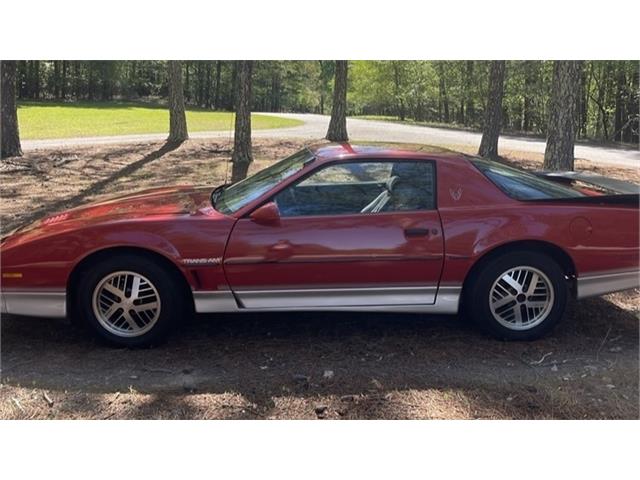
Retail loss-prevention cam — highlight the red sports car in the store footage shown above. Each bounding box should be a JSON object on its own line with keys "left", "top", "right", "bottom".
{"left": 1, "top": 143, "right": 638, "bottom": 346}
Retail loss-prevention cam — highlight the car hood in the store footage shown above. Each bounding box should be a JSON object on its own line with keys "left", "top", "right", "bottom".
{"left": 5, "top": 185, "right": 226, "bottom": 245}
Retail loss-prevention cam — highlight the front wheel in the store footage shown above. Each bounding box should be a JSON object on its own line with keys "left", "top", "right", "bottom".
{"left": 74, "top": 254, "right": 186, "bottom": 347}
{"left": 465, "top": 251, "right": 568, "bottom": 340}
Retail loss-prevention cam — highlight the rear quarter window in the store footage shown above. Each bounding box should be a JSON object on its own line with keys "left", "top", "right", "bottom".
{"left": 471, "top": 158, "right": 584, "bottom": 200}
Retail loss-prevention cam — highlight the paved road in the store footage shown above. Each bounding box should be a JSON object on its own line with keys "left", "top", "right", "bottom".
{"left": 22, "top": 113, "right": 639, "bottom": 168}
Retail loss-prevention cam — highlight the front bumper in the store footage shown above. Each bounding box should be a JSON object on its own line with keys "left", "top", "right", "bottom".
{"left": 576, "top": 269, "right": 640, "bottom": 299}
{"left": 0, "top": 290, "right": 67, "bottom": 317}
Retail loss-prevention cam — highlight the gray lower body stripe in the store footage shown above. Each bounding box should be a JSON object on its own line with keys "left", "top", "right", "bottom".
{"left": 0, "top": 286, "right": 464, "bottom": 317}
{"left": 193, "top": 290, "right": 239, "bottom": 313}
{"left": 1, "top": 291, "right": 67, "bottom": 318}
{"left": 193, "top": 286, "right": 461, "bottom": 314}
{"left": 576, "top": 269, "right": 639, "bottom": 299}
{"left": 236, "top": 285, "right": 438, "bottom": 309}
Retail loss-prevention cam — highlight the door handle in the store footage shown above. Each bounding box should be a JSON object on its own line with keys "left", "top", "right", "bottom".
{"left": 404, "top": 227, "right": 431, "bottom": 237}
{"left": 265, "top": 241, "right": 294, "bottom": 261}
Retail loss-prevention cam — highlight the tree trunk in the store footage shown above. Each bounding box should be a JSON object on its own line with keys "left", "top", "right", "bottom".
{"left": 230, "top": 62, "right": 239, "bottom": 110}
{"left": 87, "top": 62, "right": 96, "bottom": 100}
{"left": 205, "top": 61, "right": 213, "bottom": 108}
{"left": 318, "top": 60, "right": 334, "bottom": 115}
{"left": 522, "top": 60, "right": 534, "bottom": 131}
{"left": 231, "top": 60, "right": 253, "bottom": 182}
{"left": 214, "top": 61, "right": 222, "bottom": 109}
{"left": 184, "top": 61, "right": 191, "bottom": 103}
{"left": 100, "top": 62, "right": 113, "bottom": 100}
{"left": 16, "top": 61, "right": 27, "bottom": 99}
{"left": 594, "top": 62, "right": 610, "bottom": 141}
{"left": 61, "top": 60, "right": 67, "bottom": 99}
{"left": 73, "top": 62, "right": 81, "bottom": 99}
{"left": 1, "top": 61, "right": 23, "bottom": 158}
{"left": 465, "top": 60, "right": 474, "bottom": 125}
{"left": 23, "top": 61, "right": 31, "bottom": 98}
{"left": 478, "top": 61, "right": 506, "bottom": 159}
{"left": 53, "top": 60, "right": 61, "bottom": 99}
{"left": 392, "top": 62, "right": 405, "bottom": 121}
{"left": 626, "top": 66, "right": 639, "bottom": 144}
{"left": 613, "top": 64, "right": 625, "bottom": 142}
{"left": 579, "top": 62, "right": 591, "bottom": 138}
{"left": 196, "top": 62, "right": 204, "bottom": 106}
{"left": 326, "top": 60, "right": 348, "bottom": 142}
{"left": 543, "top": 61, "right": 583, "bottom": 171}
{"left": 270, "top": 62, "right": 281, "bottom": 112}
{"left": 32, "top": 60, "right": 41, "bottom": 99}
{"left": 167, "top": 60, "right": 188, "bottom": 144}
{"left": 437, "top": 62, "right": 450, "bottom": 123}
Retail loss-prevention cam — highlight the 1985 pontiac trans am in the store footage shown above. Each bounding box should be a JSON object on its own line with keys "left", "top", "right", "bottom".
{"left": 1, "top": 143, "right": 638, "bottom": 346}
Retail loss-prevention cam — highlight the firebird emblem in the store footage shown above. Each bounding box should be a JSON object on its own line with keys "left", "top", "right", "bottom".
{"left": 449, "top": 186, "right": 463, "bottom": 201}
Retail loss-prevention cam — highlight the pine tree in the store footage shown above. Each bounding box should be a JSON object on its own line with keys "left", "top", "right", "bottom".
{"left": 543, "top": 61, "right": 584, "bottom": 171}
{"left": 326, "top": 60, "right": 348, "bottom": 142}
{"left": 167, "top": 60, "right": 188, "bottom": 144}
{"left": 231, "top": 60, "right": 254, "bottom": 182}
{"left": 1, "top": 61, "right": 23, "bottom": 159}
{"left": 478, "top": 61, "right": 506, "bottom": 159}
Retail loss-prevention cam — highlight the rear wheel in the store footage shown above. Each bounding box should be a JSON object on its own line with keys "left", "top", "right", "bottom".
{"left": 465, "top": 251, "right": 568, "bottom": 340}
{"left": 75, "top": 254, "right": 186, "bottom": 347}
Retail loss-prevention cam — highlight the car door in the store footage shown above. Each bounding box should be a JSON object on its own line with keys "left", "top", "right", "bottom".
{"left": 223, "top": 159, "right": 444, "bottom": 309}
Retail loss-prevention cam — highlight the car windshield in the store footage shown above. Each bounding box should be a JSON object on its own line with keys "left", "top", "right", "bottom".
{"left": 471, "top": 158, "right": 585, "bottom": 200}
{"left": 212, "top": 148, "right": 314, "bottom": 214}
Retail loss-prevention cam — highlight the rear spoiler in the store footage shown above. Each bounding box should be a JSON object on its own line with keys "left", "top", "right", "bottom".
{"left": 532, "top": 170, "right": 639, "bottom": 207}
{"left": 534, "top": 170, "right": 640, "bottom": 194}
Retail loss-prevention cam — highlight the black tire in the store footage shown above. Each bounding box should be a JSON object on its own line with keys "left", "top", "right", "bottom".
{"left": 464, "top": 251, "right": 568, "bottom": 341}
{"left": 74, "top": 253, "right": 187, "bottom": 347}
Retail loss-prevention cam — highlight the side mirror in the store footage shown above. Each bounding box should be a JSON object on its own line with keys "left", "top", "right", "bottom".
{"left": 249, "top": 202, "right": 281, "bottom": 226}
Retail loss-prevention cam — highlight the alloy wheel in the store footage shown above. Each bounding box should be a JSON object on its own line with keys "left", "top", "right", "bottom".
{"left": 92, "top": 271, "right": 161, "bottom": 337}
{"left": 489, "top": 266, "right": 554, "bottom": 331}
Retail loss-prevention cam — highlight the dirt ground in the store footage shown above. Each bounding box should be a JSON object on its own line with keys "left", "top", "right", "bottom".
{"left": 0, "top": 138, "right": 638, "bottom": 419}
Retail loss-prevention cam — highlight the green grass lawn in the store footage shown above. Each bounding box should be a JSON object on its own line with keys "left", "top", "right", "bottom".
{"left": 17, "top": 101, "right": 303, "bottom": 140}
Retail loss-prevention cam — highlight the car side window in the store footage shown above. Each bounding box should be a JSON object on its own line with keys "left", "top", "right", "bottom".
{"left": 274, "top": 161, "right": 435, "bottom": 217}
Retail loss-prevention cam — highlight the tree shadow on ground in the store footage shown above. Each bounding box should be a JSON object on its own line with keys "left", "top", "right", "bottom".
{"left": 2, "top": 294, "right": 638, "bottom": 419}
{"left": 12, "top": 141, "right": 183, "bottom": 228}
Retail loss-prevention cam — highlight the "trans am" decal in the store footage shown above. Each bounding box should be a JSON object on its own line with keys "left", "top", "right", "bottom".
{"left": 181, "top": 257, "right": 222, "bottom": 266}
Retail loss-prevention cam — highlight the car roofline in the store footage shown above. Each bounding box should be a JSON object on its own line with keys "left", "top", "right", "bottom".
{"left": 305, "top": 142, "right": 465, "bottom": 163}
